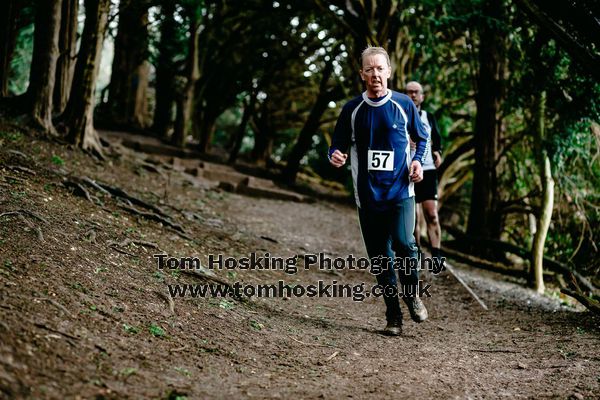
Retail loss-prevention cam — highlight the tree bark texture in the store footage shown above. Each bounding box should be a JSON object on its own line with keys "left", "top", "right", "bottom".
{"left": 228, "top": 93, "right": 256, "bottom": 164}
{"left": 153, "top": 0, "right": 177, "bottom": 139}
{"left": 172, "top": 4, "right": 201, "bottom": 147}
{"left": 281, "top": 60, "right": 338, "bottom": 182}
{"left": 27, "top": 0, "right": 62, "bottom": 132}
{"left": 467, "top": 0, "right": 506, "bottom": 241}
{"left": 250, "top": 100, "right": 274, "bottom": 166}
{"left": 108, "top": 0, "right": 149, "bottom": 129}
{"left": 53, "top": 0, "right": 78, "bottom": 113}
{"left": 62, "top": 0, "right": 109, "bottom": 156}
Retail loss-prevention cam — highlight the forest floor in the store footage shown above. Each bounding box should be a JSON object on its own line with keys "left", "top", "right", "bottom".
{"left": 1, "top": 125, "right": 599, "bottom": 400}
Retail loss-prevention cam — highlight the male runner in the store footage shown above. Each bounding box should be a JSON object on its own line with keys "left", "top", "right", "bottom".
{"left": 406, "top": 81, "right": 443, "bottom": 262}
{"left": 328, "top": 47, "right": 429, "bottom": 336}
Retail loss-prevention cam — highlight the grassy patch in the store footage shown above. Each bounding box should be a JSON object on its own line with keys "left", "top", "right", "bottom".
{"left": 71, "top": 282, "right": 88, "bottom": 294}
{"left": 219, "top": 300, "right": 234, "bottom": 310}
{"left": 149, "top": 324, "right": 165, "bottom": 338}
{"left": 0, "top": 130, "right": 23, "bottom": 142}
{"left": 153, "top": 271, "right": 165, "bottom": 282}
{"left": 51, "top": 155, "right": 65, "bottom": 166}
{"left": 123, "top": 324, "right": 139, "bottom": 334}
{"left": 249, "top": 320, "right": 264, "bottom": 331}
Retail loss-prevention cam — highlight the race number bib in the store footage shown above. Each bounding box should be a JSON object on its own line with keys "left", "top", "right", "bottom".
{"left": 368, "top": 150, "right": 394, "bottom": 171}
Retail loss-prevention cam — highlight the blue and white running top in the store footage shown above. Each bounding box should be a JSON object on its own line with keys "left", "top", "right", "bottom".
{"left": 328, "top": 89, "right": 429, "bottom": 210}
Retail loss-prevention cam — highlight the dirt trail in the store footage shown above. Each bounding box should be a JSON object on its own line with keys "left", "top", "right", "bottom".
{"left": 0, "top": 132, "right": 599, "bottom": 399}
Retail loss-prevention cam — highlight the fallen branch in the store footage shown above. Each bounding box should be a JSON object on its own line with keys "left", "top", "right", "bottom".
{"left": 444, "top": 261, "right": 488, "bottom": 310}
{"left": 261, "top": 235, "right": 279, "bottom": 243}
{"left": 561, "top": 288, "right": 600, "bottom": 314}
{"left": 441, "top": 245, "right": 525, "bottom": 278}
{"left": 443, "top": 225, "right": 598, "bottom": 294}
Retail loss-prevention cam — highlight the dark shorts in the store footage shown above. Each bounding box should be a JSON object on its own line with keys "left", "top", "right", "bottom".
{"left": 415, "top": 169, "right": 438, "bottom": 203}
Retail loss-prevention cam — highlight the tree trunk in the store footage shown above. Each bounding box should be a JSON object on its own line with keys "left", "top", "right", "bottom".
{"left": 228, "top": 93, "right": 256, "bottom": 164}
{"left": 107, "top": 0, "right": 149, "bottom": 130}
{"left": 197, "top": 112, "right": 216, "bottom": 154}
{"left": 27, "top": 0, "right": 62, "bottom": 132}
{"left": 467, "top": 0, "right": 506, "bottom": 241}
{"left": 530, "top": 91, "right": 553, "bottom": 294}
{"left": 250, "top": 100, "right": 273, "bottom": 166}
{"left": 0, "top": 0, "right": 24, "bottom": 97}
{"left": 281, "top": 61, "right": 337, "bottom": 183}
{"left": 153, "top": 0, "right": 177, "bottom": 138}
{"left": 171, "top": 4, "right": 201, "bottom": 147}
{"left": 53, "top": 0, "right": 77, "bottom": 113}
{"left": 61, "top": 0, "right": 109, "bottom": 156}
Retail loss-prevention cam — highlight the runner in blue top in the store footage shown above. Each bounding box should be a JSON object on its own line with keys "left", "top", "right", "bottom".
{"left": 329, "top": 46, "right": 429, "bottom": 336}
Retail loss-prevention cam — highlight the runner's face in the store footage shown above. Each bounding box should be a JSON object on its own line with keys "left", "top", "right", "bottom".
{"left": 360, "top": 54, "right": 391, "bottom": 97}
{"left": 406, "top": 83, "right": 424, "bottom": 107}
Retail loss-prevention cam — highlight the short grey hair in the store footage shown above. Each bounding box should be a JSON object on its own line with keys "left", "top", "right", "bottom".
{"left": 360, "top": 46, "right": 391, "bottom": 68}
{"left": 406, "top": 81, "right": 424, "bottom": 93}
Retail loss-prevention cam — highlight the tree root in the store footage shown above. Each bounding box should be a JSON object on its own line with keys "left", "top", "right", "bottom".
{"left": 6, "top": 150, "right": 29, "bottom": 159}
{"left": 6, "top": 165, "right": 36, "bottom": 175}
{"left": 118, "top": 204, "right": 187, "bottom": 235}
{"left": 84, "top": 229, "right": 97, "bottom": 244}
{"left": 35, "top": 297, "right": 74, "bottom": 318}
{"left": 95, "top": 180, "right": 171, "bottom": 218}
{"left": 64, "top": 180, "right": 94, "bottom": 203}
{"left": 179, "top": 269, "right": 246, "bottom": 302}
{"left": 3, "top": 175, "right": 26, "bottom": 183}
{"left": 33, "top": 321, "right": 79, "bottom": 344}
{"left": 11, "top": 209, "right": 48, "bottom": 223}
{"left": 155, "top": 290, "right": 175, "bottom": 314}
{"left": 0, "top": 210, "right": 47, "bottom": 241}
{"left": 81, "top": 176, "right": 111, "bottom": 195}
{"left": 63, "top": 176, "right": 189, "bottom": 239}
{"left": 108, "top": 238, "right": 161, "bottom": 257}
